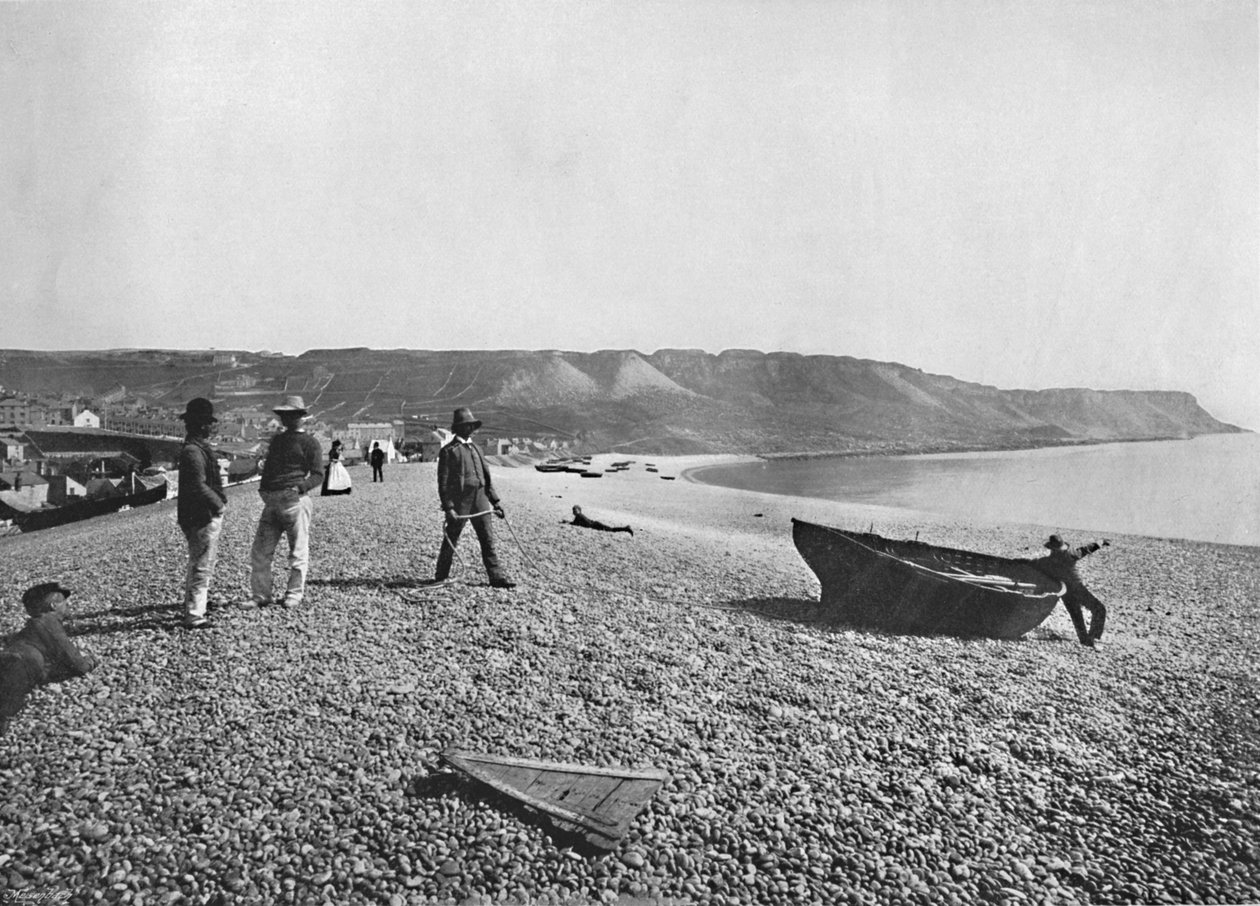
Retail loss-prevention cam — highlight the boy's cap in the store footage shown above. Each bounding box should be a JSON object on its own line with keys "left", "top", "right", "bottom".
{"left": 22, "top": 582, "right": 72, "bottom": 611}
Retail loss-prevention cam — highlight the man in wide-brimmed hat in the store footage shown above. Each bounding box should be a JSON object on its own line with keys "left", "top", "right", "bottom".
{"left": 1034, "top": 533, "right": 1111, "bottom": 646}
{"left": 247, "top": 396, "right": 324, "bottom": 608}
{"left": 177, "top": 397, "right": 227, "bottom": 628}
{"left": 432, "top": 407, "right": 515, "bottom": 588}
{"left": 1, "top": 582, "right": 97, "bottom": 736}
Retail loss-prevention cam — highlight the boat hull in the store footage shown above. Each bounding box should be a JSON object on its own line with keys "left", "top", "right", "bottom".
{"left": 791, "top": 518, "right": 1062, "bottom": 640}
{"left": 15, "top": 480, "right": 168, "bottom": 532}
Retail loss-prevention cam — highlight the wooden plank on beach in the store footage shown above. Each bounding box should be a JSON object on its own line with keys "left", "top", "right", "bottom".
{"left": 441, "top": 749, "right": 670, "bottom": 849}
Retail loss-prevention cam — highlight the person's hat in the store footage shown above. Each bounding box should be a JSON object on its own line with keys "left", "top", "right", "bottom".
{"left": 273, "top": 396, "right": 309, "bottom": 415}
{"left": 1044, "top": 534, "right": 1066, "bottom": 549}
{"left": 178, "top": 398, "right": 217, "bottom": 423}
{"left": 21, "top": 582, "right": 72, "bottom": 614}
{"left": 450, "top": 407, "right": 482, "bottom": 431}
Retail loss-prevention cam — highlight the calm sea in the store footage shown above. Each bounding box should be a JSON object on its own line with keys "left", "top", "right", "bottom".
{"left": 689, "top": 433, "right": 1260, "bottom": 548}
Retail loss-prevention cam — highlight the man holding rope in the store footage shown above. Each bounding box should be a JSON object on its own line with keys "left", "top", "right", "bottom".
{"left": 431, "top": 408, "right": 516, "bottom": 589}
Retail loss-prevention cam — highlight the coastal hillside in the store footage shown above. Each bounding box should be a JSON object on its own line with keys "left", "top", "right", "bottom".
{"left": 0, "top": 348, "right": 1242, "bottom": 454}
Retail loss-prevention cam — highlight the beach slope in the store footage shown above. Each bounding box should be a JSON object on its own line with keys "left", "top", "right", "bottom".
{"left": 1, "top": 455, "right": 1256, "bottom": 904}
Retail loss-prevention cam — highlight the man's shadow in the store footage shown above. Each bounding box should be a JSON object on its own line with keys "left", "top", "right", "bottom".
{"left": 41, "top": 602, "right": 186, "bottom": 638}
{"left": 67, "top": 613, "right": 184, "bottom": 637}
{"left": 306, "top": 577, "right": 452, "bottom": 590}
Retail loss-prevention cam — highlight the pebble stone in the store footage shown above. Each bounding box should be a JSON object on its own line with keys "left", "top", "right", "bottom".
{"left": 0, "top": 456, "right": 1257, "bottom": 905}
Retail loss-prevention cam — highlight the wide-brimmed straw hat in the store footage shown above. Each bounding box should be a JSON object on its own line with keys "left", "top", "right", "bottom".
{"left": 1044, "top": 534, "right": 1066, "bottom": 549}
{"left": 22, "top": 581, "right": 72, "bottom": 615}
{"left": 178, "top": 397, "right": 217, "bottom": 423}
{"left": 273, "top": 396, "right": 309, "bottom": 415}
{"left": 450, "top": 407, "right": 482, "bottom": 431}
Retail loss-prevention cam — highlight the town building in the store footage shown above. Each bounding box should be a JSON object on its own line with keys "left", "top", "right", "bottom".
{"left": 103, "top": 414, "right": 185, "bottom": 439}
{"left": 345, "top": 421, "right": 404, "bottom": 449}
{"left": 0, "top": 469, "right": 49, "bottom": 507}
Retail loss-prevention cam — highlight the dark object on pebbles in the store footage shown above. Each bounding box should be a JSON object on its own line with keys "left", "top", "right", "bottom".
{"left": 791, "top": 518, "right": 1064, "bottom": 639}
{"left": 441, "top": 749, "right": 670, "bottom": 851}
{"left": 8, "top": 476, "right": 168, "bottom": 532}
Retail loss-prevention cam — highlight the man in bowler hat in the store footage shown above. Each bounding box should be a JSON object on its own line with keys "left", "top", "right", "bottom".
{"left": 1034, "top": 533, "right": 1110, "bottom": 646}
{"left": 248, "top": 396, "right": 324, "bottom": 608}
{"left": 177, "top": 398, "right": 227, "bottom": 628}
{"left": 433, "top": 408, "right": 515, "bottom": 588}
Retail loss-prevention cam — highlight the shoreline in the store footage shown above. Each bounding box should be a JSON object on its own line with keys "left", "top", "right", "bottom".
{"left": 674, "top": 437, "right": 1260, "bottom": 552}
{"left": 748, "top": 427, "right": 1252, "bottom": 462}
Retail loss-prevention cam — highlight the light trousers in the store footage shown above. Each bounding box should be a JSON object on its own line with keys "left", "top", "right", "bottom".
{"left": 182, "top": 515, "right": 224, "bottom": 618}
{"left": 250, "top": 490, "right": 312, "bottom": 604}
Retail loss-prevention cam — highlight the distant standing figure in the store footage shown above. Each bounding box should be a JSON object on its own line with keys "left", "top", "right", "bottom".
{"left": 322, "top": 440, "right": 352, "bottom": 497}
{"left": 567, "top": 505, "right": 633, "bottom": 536}
{"left": 0, "top": 583, "right": 98, "bottom": 736}
{"left": 248, "top": 396, "right": 324, "bottom": 608}
{"left": 1032, "top": 534, "right": 1110, "bottom": 646}
{"left": 177, "top": 397, "right": 227, "bottom": 629}
{"left": 370, "top": 442, "right": 386, "bottom": 482}
{"left": 433, "top": 408, "right": 515, "bottom": 588}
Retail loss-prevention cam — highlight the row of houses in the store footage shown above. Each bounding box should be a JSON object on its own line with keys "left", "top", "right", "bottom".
{"left": 0, "top": 395, "right": 101, "bottom": 430}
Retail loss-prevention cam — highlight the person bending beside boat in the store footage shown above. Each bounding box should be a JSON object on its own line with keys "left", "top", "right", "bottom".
{"left": 1033, "top": 534, "right": 1109, "bottom": 647}
{"left": 431, "top": 408, "right": 515, "bottom": 589}
{"left": 566, "top": 505, "right": 633, "bottom": 536}
{"left": 177, "top": 398, "right": 228, "bottom": 629}
{"left": 0, "top": 583, "right": 98, "bottom": 736}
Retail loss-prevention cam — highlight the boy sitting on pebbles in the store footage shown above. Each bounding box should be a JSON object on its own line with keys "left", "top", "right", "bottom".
{"left": 0, "top": 583, "right": 98, "bottom": 736}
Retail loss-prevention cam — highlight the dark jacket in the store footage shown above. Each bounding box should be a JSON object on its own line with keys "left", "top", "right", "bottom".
{"left": 1035, "top": 542, "right": 1102, "bottom": 586}
{"left": 177, "top": 437, "right": 226, "bottom": 529}
{"left": 0, "top": 612, "right": 97, "bottom": 719}
{"left": 260, "top": 431, "right": 324, "bottom": 494}
{"left": 370, "top": 447, "right": 385, "bottom": 466}
{"left": 437, "top": 438, "right": 499, "bottom": 517}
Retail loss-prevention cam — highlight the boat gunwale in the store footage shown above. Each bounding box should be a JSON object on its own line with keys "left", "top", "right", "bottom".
{"left": 791, "top": 517, "right": 1064, "bottom": 601}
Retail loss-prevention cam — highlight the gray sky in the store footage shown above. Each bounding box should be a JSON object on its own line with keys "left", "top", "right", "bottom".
{"left": 3, "top": 1, "right": 1257, "bottom": 428}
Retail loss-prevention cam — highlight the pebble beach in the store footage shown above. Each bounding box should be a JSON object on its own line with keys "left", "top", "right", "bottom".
{"left": 1, "top": 454, "right": 1257, "bottom": 906}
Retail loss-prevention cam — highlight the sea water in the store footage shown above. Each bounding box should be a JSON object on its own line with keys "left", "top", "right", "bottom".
{"left": 688, "top": 433, "right": 1260, "bottom": 548}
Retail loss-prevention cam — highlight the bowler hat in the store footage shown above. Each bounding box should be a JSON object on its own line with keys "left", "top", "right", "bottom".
{"left": 273, "top": 396, "right": 309, "bottom": 415}
{"left": 178, "top": 397, "right": 216, "bottom": 423}
{"left": 22, "top": 581, "right": 72, "bottom": 615}
{"left": 1044, "top": 534, "right": 1066, "bottom": 549}
{"left": 450, "top": 407, "right": 482, "bottom": 431}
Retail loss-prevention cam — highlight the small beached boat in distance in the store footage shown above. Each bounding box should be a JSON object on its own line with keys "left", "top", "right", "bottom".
{"left": 791, "top": 518, "right": 1064, "bottom": 640}
{"left": 441, "top": 749, "right": 670, "bottom": 851}
{"left": 8, "top": 476, "right": 169, "bottom": 533}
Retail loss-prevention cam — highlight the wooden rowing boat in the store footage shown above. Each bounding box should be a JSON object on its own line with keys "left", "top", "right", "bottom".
{"left": 441, "top": 749, "right": 670, "bottom": 850}
{"left": 791, "top": 518, "right": 1063, "bottom": 640}
{"left": 9, "top": 477, "right": 168, "bottom": 533}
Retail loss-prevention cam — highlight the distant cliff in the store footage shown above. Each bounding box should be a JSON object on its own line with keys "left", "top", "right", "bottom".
{"left": 0, "top": 347, "right": 1243, "bottom": 455}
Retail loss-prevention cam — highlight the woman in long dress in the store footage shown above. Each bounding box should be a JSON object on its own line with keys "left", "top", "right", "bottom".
{"left": 321, "top": 440, "right": 353, "bottom": 496}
